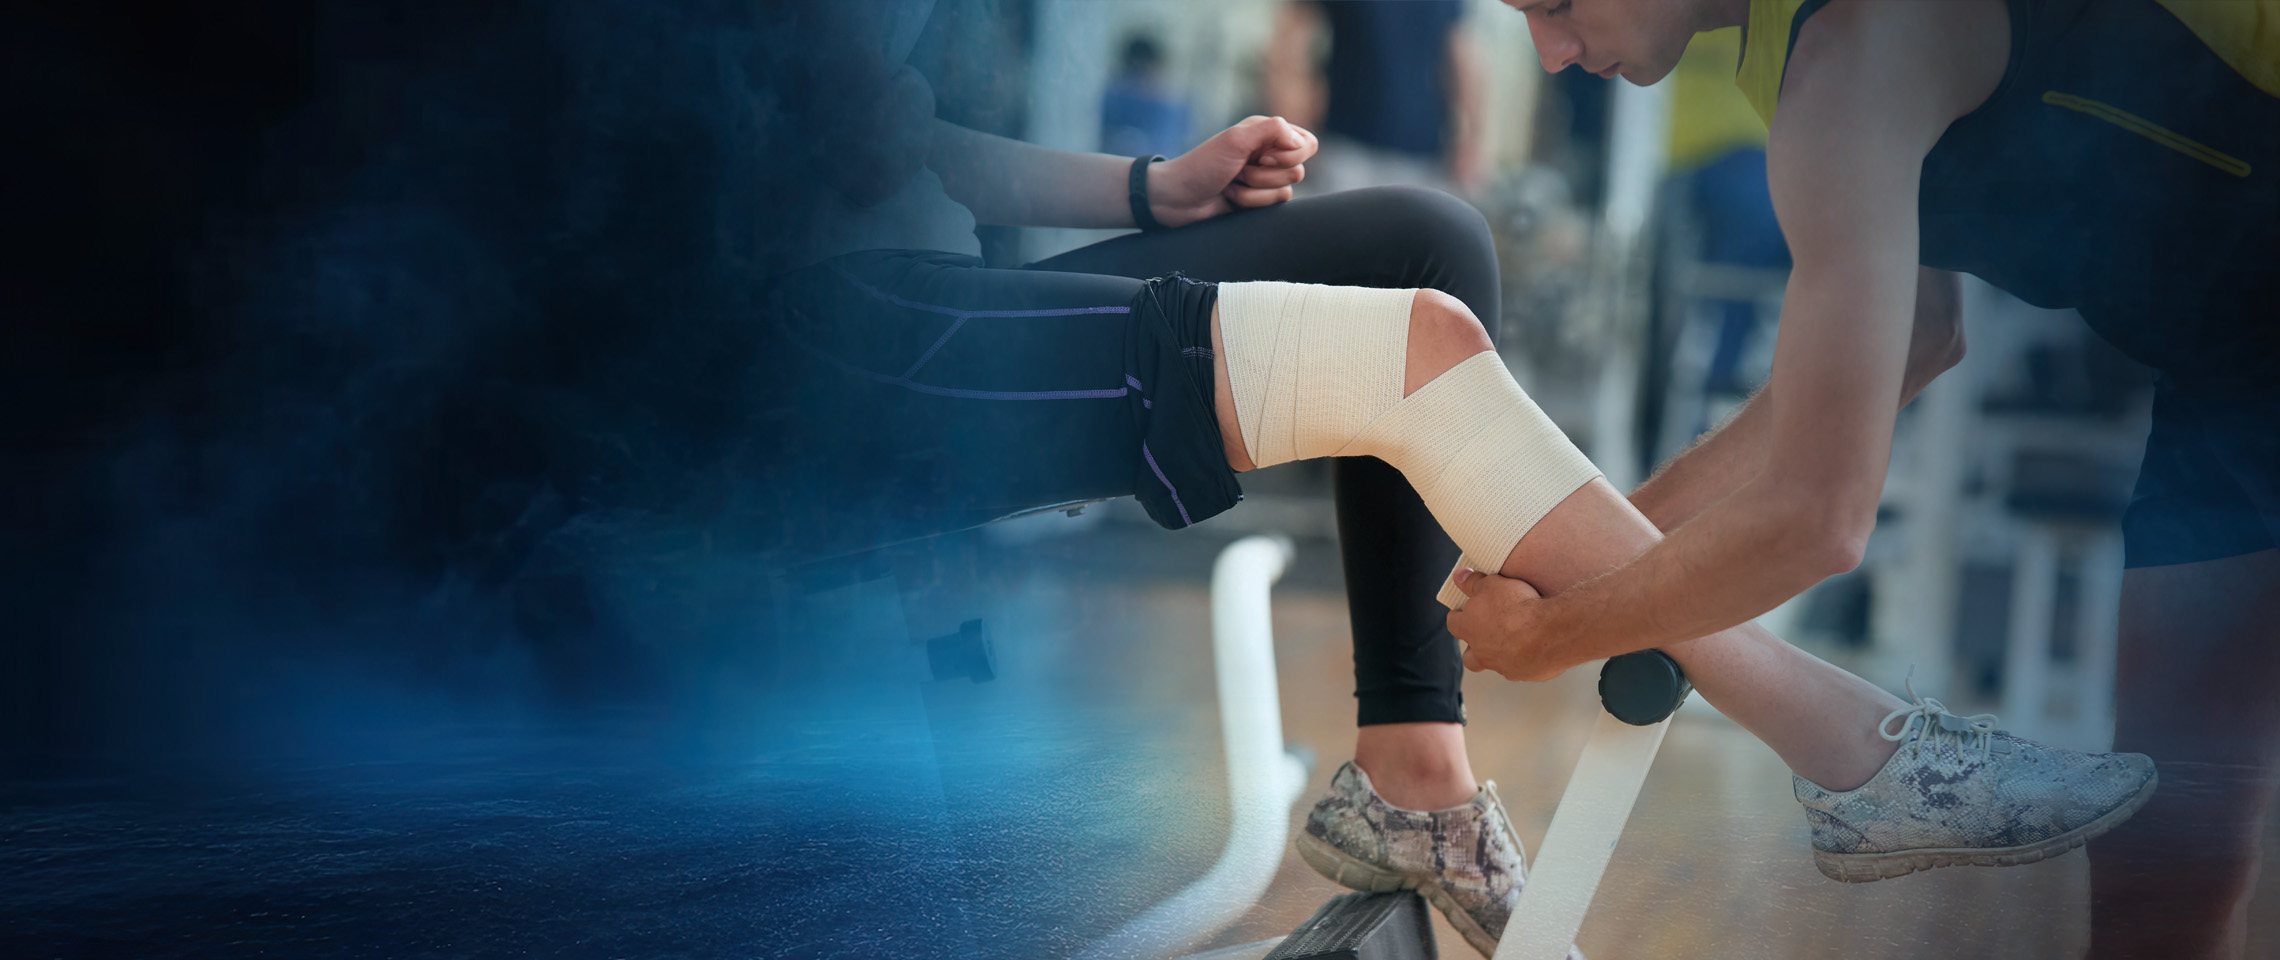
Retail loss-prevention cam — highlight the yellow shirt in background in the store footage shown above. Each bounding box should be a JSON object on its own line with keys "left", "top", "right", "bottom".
{"left": 1666, "top": 26, "right": 1770, "bottom": 172}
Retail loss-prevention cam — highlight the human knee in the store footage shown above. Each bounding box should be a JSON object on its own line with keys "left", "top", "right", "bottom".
{"left": 1345, "top": 186, "right": 1501, "bottom": 335}
{"left": 1214, "top": 280, "right": 1600, "bottom": 608}
{"left": 1407, "top": 289, "right": 1494, "bottom": 397}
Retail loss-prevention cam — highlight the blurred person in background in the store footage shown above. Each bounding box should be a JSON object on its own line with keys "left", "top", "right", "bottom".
{"left": 1100, "top": 33, "right": 1194, "bottom": 158}
{"left": 1664, "top": 26, "right": 1787, "bottom": 403}
{"left": 1470, "top": 2, "right": 2278, "bottom": 956}
{"left": 1265, "top": 0, "right": 1492, "bottom": 196}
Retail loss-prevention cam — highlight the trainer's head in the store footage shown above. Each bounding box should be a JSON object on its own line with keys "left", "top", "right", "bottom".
{"left": 1501, "top": 0, "right": 1735, "bottom": 86}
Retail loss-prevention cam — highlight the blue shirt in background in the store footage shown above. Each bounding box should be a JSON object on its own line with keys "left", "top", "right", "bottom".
{"left": 1319, "top": 0, "right": 1465, "bottom": 158}
{"left": 1101, "top": 81, "right": 1194, "bottom": 158}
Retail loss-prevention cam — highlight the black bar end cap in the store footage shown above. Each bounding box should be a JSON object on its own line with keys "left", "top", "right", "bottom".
{"left": 1599, "top": 649, "right": 1691, "bottom": 726}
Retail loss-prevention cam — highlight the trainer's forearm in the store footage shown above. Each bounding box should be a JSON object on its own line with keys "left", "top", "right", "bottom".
{"left": 929, "top": 120, "right": 1133, "bottom": 229}
{"left": 1542, "top": 477, "right": 1843, "bottom": 666}
{"left": 1628, "top": 373, "right": 1943, "bottom": 536}
{"left": 1631, "top": 268, "right": 1960, "bottom": 534}
{"left": 1629, "top": 383, "right": 1773, "bottom": 532}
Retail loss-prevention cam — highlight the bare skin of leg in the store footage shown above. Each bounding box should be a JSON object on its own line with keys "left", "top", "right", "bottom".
{"left": 2090, "top": 550, "right": 2280, "bottom": 960}
{"left": 1354, "top": 722, "right": 1477, "bottom": 810}
{"left": 1211, "top": 292, "right": 1906, "bottom": 790}
{"left": 1505, "top": 479, "right": 1906, "bottom": 789}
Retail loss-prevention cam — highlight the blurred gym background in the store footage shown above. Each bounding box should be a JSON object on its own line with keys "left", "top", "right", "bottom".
{"left": 959, "top": 0, "right": 2163, "bottom": 757}
{"left": 884, "top": 1, "right": 2274, "bottom": 956}
{"left": 5, "top": 2, "right": 2271, "bottom": 958}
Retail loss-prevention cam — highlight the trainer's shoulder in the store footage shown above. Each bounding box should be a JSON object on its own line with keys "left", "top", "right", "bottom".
{"left": 1777, "top": 0, "right": 2010, "bottom": 136}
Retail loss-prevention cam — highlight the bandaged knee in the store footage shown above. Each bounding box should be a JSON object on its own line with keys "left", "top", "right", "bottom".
{"left": 1217, "top": 281, "right": 1601, "bottom": 609}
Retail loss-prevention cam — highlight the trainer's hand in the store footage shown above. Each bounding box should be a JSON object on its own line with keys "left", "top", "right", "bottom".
{"left": 1448, "top": 568, "right": 1570, "bottom": 683}
{"left": 1148, "top": 115, "right": 1319, "bottom": 228}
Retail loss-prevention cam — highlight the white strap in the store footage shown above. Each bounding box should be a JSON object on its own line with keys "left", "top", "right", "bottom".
{"left": 1494, "top": 703, "right": 1672, "bottom": 960}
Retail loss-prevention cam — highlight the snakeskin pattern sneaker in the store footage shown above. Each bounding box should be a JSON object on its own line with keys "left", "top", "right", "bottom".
{"left": 1796, "top": 688, "right": 2159, "bottom": 883}
{"left": 1296, "top": 761, "right": 1583, "bottom": 958}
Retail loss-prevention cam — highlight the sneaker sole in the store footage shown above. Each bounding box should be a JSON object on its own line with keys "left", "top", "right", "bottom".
{"left": 1294, "top": 829, "right": 1500, "bottom": 957}
{"left": 1812, "top": 766, "right": 2161, "bottom": 883}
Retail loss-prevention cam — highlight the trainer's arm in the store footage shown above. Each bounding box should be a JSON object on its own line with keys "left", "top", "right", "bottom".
{"left": 1629, "top": 266, "right": 1965, "bottom": 531}
{"left": 930, "top": 116, "right": 1317, "bottom": 230}
{"left": 1453, "top": 1, "right": 2006, "bottom": 679}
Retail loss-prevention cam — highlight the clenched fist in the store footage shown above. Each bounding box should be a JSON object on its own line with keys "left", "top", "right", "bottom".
{"left": 1146, "top": 115, "right": 1320, "bottom": 228}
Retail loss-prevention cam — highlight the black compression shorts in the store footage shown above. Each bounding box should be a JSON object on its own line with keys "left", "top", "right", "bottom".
{"left": 765, "top": 251, "right": 1234, "bottom": 555}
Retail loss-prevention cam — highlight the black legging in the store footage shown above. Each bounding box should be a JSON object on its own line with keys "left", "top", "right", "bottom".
{"left": 1027, "top": 186, "right": 1496, "bottom": 726}
{"left": 765, "top": 186, "right": 1495, "bottom": 726}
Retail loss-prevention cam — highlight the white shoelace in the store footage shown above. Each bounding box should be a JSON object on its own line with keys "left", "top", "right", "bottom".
{"left": 1878, "top": 676, "right": 2000, "bottom": 765}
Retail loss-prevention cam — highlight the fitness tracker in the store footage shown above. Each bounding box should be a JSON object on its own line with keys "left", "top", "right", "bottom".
{"left": 1128, "top": 154, "right": 1167, "bottom": 232}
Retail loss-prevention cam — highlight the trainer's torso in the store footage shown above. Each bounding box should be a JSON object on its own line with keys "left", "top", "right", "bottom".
{"left": 1739, "top": 0, "right": 2280, "bottom": 376}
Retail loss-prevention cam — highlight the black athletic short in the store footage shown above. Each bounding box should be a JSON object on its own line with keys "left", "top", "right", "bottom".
{"left": 2123, "top": 378, "right": 2280, "bottom": 569}
{"left": 761, "top": 186, "right": 1501, "bottom": 725}
{"left": 766, "top": 251, "right": 1233, "bottom": 551}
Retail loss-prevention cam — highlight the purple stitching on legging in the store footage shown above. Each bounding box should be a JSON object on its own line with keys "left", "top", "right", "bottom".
{"left": 1181, "top": 347, "right": 1213, "bottom": 359}
{"left": 1125, "top": 374, "right": 1144, "bottom": 391}
{"left": 829, "top": 260, "right": 1134, "bottom": 319}
{"left": 781, "top": 308, "right": 1128, "bottom": 401}
{"left": 902, "top": 316, "right": 968, "bottom": 378}
{"left": 1141, "top": 442, "right": 1192, "bottom": 527}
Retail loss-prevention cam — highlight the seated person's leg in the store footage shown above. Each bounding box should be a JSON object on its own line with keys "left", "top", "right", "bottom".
{"left": 1035, "top": 190, "right": 1528, "bottom": 954}
{"left": 1207, "top": 280, "right": 2157, "bottom": 881}
{"left": 763, "top": 251, "right": 1198, "bottom": 565}
{"left": 1335, "top": 459, "right": 1473, "bottom": 797}
{"left": 1030, "top": 186, "right": 1500, "bottom": 313}
{"left": 1032, "top": 186, "right": 1499, "bottom": 807}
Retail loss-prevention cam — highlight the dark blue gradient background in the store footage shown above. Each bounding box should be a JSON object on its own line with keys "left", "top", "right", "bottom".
{"left": 1, "top": 3, "right": 1225, "bottom": 957}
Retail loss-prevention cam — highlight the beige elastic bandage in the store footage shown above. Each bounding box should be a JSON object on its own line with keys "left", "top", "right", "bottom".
{"left": 1218, "top": 281, "right": 1602, "bottom": 609}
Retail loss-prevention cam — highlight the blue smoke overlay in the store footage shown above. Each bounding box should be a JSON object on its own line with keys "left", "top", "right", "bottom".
{"left": 2, "top": 2, "right": 1230, "bottom": 956}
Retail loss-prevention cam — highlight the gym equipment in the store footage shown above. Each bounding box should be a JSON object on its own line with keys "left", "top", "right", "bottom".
{"left": 1597, "top": 649, "right": 1692, "bottom": 726}
{"left": 1078, "top": 536, "right": 1314, "bottom": 960}
{"left": 1493, "top": 650, "right": 1689, "bottom": 960}
{"left": 1177, "top": 650, "right": 1689, "bottom": 960}
{"left": 1265, "top": 891, "right": 1438, "bottom": 960}
{"left": 1166, "top": 891, "right": 1436, "bottom": 960}
{"left": 924, "top": 618, "right": 997, "bottom": 683}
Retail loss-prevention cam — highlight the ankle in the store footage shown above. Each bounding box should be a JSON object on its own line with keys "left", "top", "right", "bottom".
{"left": 1353, "top": 722, "right": 1479, "bottom": 810}
{"left": 1798, "top": 736, "right": 1902, "bottom": 793}
{"left": 1365, "top": 765, "right": 1479, "bottom": 811}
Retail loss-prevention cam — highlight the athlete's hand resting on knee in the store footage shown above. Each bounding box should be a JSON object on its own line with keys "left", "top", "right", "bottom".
{"left": 1148, "top": 115, "right": 1319, "bottom": 228}
{"left": 1448, "top": 568, "right": 1570, "bottom": 682}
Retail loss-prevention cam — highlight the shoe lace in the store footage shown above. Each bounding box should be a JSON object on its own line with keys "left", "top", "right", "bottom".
{"left": 1878, "top": 674, "right": 2000, "bottom": 765}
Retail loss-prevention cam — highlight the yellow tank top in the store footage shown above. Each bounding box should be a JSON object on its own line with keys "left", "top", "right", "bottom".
{"left": 2155, "top": 0, "right": 2280, "bottom": 99}
{"left": 1667, "top": 27, "right": 1769, "bottom": 170}
{"left": 1734, "top": 0, "right": 2280, "bottom": 127}
{"left": 1721, "top": 0, "right": 2280, "bottom": 380}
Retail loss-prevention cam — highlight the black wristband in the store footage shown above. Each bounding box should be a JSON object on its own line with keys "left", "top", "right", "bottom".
{"left": 1128, "top": 154, "right": 1167, "bottom": 232}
